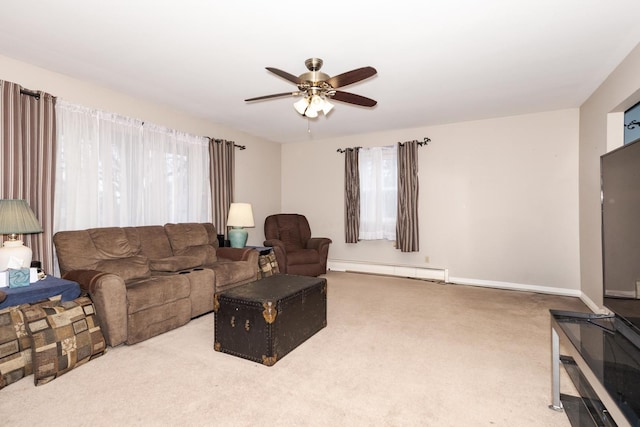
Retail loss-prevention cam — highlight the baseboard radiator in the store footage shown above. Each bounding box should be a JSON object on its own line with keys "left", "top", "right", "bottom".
{"left": 327, "top": 260, "right": 448, "bottom": 282}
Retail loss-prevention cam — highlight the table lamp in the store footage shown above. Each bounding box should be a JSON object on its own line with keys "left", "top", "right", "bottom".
{"left": 226, "top": 203, "right": 254, "bottom": 248}
{"left": 0, "top": 199, "right": 43, "bottom": 270}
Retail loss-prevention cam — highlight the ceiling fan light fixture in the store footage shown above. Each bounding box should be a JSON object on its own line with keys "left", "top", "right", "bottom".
{"left": 310, "top": 95, "right": 323, "bottom": 108}
{"left": 293, "top": 97, "right": 310, "bottom": 115}
{"left": 247, "top": 58, "right": 378, "bottom": 119}
{"left": 322, "top": 98, "right": 334, "bottom": 115}
{"left": 295, "top": 94, "right": 334, "bottom": 117}
{"left": 304, "top": 104, "right": 319, "bottom": 118}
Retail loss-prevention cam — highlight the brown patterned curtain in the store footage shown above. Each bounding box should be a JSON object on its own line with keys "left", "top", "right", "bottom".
{"left": 0, "top": 80, "right": 57, "bottom": 272}
{"left": 209, "top": 138, "right": 235, "bottom": 236}
{"left": 344, "top": 148, "right": 360, "bottom": 243}
{"left": 396, "top": 140, "right": 419, "bottom": 252}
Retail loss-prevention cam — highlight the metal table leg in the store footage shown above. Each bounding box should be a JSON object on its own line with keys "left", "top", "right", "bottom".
{"left": 549, "top": 325, "right": 563, "bottom": 411}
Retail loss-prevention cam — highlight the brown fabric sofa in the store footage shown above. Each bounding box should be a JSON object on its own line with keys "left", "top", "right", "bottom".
{"left": 53, "top": 222, "right": 258, "bottom": 346}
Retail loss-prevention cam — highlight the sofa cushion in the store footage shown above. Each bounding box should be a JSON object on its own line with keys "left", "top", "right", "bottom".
{"left": 258, "top": 251, "right": 280, "bottom": 278}
{"left": 165, "top": 223, "right": 217, "bottom": 264}
{"left": 88, "top": 227, "right": 134, "bottom": 258}
{"left": 21, "top": 296, "right": 106, "bottom": 386}
{"left": 280, "top": 227, "right": 303, "bottom": 252}
{"left": 0, "top": 305, "right": 32, "bottom": 389}
{"left": 175, "top": 245, "right": 217, "bottom": 266}
{"left": 125, "top": 275, "right": 190, "bottom": 314}
{"left": 0, "top": 297, "right": 69, "bottom": 389}
{"left": 95, "top": 256, "right": 151, "bottom": 282}
{"left": 149, "top": 256, "right": 202, "bottom": 272}
{"left": 126, "top": 298, "right": 191, "bottom": 345}
{"left": 53, "top": 230, "right": 100, "bottom": 273}
{"left": 206, "top": 261, "right": 255, "bottom": 291}
{"left": 125, "top": 225, "right": 174, "bottom": 259}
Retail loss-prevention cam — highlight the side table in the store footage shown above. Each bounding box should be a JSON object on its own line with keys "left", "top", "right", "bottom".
{"left": 0, "top": 275, "right": 81, "bottom": 309}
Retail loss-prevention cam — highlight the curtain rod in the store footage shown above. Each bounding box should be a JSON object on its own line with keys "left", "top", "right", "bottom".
{"left": 20, "top": 88, "right": 40, "bottom": 99}
{"left": 399, "top": 137, "right": 430, "bottom": 147}
{"left": 337, "top": 136, "right": 430, "bottom": 153}
{"left": 336, "top": 146, "right": 361, "bottom": 153}
{"left": 205, "top": 137, "right": 246, "bottom": 150}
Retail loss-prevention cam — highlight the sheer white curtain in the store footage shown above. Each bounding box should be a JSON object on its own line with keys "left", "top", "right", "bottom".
{"left": 54, "top": 100, "right": 211, "bottom": 233}
{"left": 358, "top": 145, "right": 397, "bottom": 240}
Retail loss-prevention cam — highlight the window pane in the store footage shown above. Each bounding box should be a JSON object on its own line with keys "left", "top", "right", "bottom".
{"left": 358, "top": 145, "right": 397, "bottom": 240}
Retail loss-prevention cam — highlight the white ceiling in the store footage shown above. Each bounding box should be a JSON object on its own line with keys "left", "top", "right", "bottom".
{"left": 1, "top": 1, "right": 640, "bottom": 143}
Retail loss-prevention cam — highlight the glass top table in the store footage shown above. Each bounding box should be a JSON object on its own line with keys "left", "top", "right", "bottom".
{"left": 550, "top": 310, "right": 640, "bottom": 426}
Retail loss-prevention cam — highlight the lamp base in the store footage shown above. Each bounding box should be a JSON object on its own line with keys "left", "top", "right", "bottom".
{"left": 0, "top": 239, "right": 33, "bottom": 270}
{"left": 228, "top": 227, "right": 248, "bottom": 248}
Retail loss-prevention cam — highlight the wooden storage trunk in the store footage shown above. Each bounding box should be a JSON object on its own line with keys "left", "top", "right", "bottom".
{"left": 213, "top": 274, "right": 327, "bottom": 366}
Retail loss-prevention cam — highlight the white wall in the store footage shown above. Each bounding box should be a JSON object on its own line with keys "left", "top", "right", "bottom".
{"left": 1, "top": 54, "right": 596, "bottom": 296}
{"left": 0, "top": 54, "right": 281, "bottom": 246}
{"left": 579, "top": 43, "right": 640, "bottom": 310}
{"left": 282, "top": 109, "right": 581, "bottom": 292}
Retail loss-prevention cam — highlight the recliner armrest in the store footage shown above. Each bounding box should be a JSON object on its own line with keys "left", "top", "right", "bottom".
{"left": 263, "top": 239, "right": 286, "bottom": 251}
{"left": 62, "top": 269, "right": 128, "bottom": 347}
{"left": 306, "top": 237, "right": 332, "bottom": 251}
{"left": 63, "top": 269, "right": 120, "bottom": 293}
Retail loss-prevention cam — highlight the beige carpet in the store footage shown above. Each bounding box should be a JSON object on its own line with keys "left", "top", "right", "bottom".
{"left": 1, "top": 271, "right": 586, "bottom": 426}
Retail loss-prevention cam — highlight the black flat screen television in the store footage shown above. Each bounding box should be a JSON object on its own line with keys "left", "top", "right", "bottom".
{"left": 601, "top": 138, "right": 640, "bottom": 336}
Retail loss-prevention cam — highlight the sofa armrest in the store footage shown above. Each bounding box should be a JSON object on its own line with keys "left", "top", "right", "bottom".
{"left": 214, "top": 247, "right": 260, "bottom": 284}
{"left": 62, "top": 269, "right": 128, "bottom": 347}
{"left": 62, "top": 269, "right": 113, "bottom": 293}
{"left": 217, "top": 247, "right": 256, "bottom": 263}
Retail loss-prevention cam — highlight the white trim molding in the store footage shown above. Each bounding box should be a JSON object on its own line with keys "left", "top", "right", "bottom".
{"left": 327, "top": 259, "right": 447, "bottom": 282}
{"left": 328, "top": 261, "right": 603, "bottom": 314}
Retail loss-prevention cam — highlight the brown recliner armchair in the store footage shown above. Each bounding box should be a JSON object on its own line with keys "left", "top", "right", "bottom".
{"left": 264, "top": 214, "right": 332, "bottom": 277}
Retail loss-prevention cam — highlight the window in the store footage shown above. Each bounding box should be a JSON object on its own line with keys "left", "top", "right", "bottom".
{"left": 54, "top": 100, "right": 211, "bottom": 231}
{"left": 358, "top": 145, "right": 397, "bottom": 240}
{"left": 625, "top": 101, "right": 640, "bottom": 145}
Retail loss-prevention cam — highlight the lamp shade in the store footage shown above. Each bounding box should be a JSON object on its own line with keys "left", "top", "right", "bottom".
{"left": 0, "top": 199, "right": 43, "bottom": 270}
{"left": 0, "top": 199, "right": 43, "bottom": 235}
{"left": 226, "top": 203, "right": 254, "bottom": 227}
{"left": 226, "top": 203, "right": 254, "bottom": 248}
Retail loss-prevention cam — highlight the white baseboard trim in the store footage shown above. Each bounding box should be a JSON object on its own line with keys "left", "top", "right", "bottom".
{"left": 579, "top": 292, "right": 607, "bottom": 314}
{"left": 449, "top": 277, "right": 604, "bottom": 314}
{"left": 451, "top": 278, "right": 608, "bottom": 314}
{"left": 328, "top": 262, "right": 601, "bottom": 313}
{"left": 327, "top": 259, "right": 447, "bottom": 282}
{"left": 448, "top": 276, "right": 582, "bottom": 298}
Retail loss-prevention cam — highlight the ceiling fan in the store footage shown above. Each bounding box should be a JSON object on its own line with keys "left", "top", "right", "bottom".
{"left": 245, "top": 58, "right": 377, "bottom": 118}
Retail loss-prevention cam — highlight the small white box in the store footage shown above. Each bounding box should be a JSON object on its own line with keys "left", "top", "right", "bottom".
{"left": 0, "top": 270, "right": 7, "bottom": 288}
{"left": 30, "top": 268, "right": 38, "bottom": 283}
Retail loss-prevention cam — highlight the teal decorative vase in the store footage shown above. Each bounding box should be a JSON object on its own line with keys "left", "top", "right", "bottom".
{"left": 228, "top": 227, "right": 248, "bottom": 248}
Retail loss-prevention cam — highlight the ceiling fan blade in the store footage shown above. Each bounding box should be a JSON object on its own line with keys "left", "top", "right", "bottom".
{"left": 266, "top": 67, "right": 302, "bottom": 84}
{"left": 326, "top": 66, "right": 377, "bottom": 89}
{"left": 331, "top": 91, "right": 377, "bottom": 107}
{"left": 245, "top": 92, "right": 299, "bottom": 102}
